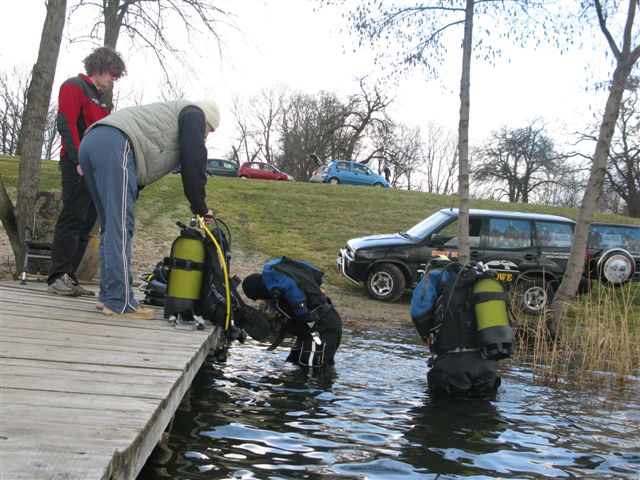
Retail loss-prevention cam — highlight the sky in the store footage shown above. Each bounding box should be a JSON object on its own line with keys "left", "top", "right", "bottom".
{"left": 0, "top": 0, "right": 616, "bottom": 159}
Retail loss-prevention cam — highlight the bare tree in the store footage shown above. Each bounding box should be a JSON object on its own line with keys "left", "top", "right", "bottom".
{"left": 421, "top": 122, "right": 458, "bottom": 195}
{"left": 342, "top": 78, "right": 393, "bottom": 162}
{"left": 0, "top": 0, "right": 66, "bottom": 270}
{"left": 230, "top": 86, "right": 288, "bottom": 167}
{"left": 69, "top": 0, "right": 233, "bottom": 108}
{"left": 530, "top": 160, "right": 588, "bottom": 208}
{"left": 0, "top": 68, "right": 30, "bottom": 155}
{"left": 329, "top": 0, "right": 552, "bottom": 264}
{"left": 606, "top": 83, "right": 640, "bottom": 217}
{"left": 368, "top": 120, "right": 424, "bottom": 189}
{"left": 278, "top": 91, "right": 347, "bottom": 180}
{"left": 231, "top": 82, "right": 396, "bottom": 181}
{"left": 550, "top": 0, "right": 640, "bottom": 326}
{"left": 42, "top": 102, "right": 61, "bottom": 161}
{"left": 473, "top": 122, "right": 563, "bottom": 203}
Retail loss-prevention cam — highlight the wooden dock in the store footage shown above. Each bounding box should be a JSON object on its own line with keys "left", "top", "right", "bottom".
{"left": 0, "top": 282, "right": 223, "bottom": 479}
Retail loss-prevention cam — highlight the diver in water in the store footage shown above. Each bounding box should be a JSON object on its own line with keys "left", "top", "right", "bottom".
{"left": 410, "top": 256, "right": 512, "bottom": 396}
{"left": 242, "top": 256, "right": 342, "bottom": 368}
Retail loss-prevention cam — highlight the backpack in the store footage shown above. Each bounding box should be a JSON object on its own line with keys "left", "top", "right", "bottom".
{"left": 264, "top": 257, "right": 328, "bottom": 311}
{"left": 411, "top": 263, "right": 513, "bottom": 360}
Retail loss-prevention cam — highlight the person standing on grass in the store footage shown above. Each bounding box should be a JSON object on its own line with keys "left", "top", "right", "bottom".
{"left": 78, "top": 99, "right": 220, "bottom": 320}
{"left": 47, "top": 47, "right": 126, "bottom": 297}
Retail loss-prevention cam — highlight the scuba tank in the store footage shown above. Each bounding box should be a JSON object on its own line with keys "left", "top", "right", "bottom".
{"left": 164, "top": 222, "right": 206, "bottom": 319}
{"left": 471, "top": 275, "right": 514, "bottom": 360}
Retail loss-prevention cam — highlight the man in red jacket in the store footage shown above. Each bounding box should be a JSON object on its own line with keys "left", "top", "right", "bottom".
{"left": 47, "top": 47, "right": 126, "bottom": 296}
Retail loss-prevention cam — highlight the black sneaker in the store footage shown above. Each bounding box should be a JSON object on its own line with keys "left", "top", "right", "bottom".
{"left": 47, "top": 273, "right": 81, "bottom": 296}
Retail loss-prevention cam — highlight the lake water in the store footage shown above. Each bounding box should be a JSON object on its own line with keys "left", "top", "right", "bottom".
{"left": 139, "top": 325, "right": 640, "bottom": 479}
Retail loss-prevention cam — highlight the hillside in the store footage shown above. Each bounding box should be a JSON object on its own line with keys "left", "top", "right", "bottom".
{"left": 2, "top": 155, "right": 639, "bottom": 288}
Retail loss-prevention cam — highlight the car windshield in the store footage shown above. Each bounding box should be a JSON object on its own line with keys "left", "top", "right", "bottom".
{"left": 405, "top": 211, "right": 452, "bottom": 239}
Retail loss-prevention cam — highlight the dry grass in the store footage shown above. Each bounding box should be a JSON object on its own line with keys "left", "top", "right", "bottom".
{"left": 511, "top": 282, "right": 640, "bottom": 389}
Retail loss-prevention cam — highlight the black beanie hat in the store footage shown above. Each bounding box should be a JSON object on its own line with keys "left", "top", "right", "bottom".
{"left": 242, "top": 273, "right": 270, "bottom": 300}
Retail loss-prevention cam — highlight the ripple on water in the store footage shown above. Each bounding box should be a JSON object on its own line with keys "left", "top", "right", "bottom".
{"left": 142, "top": 327, "right": 640, "bottom": 479}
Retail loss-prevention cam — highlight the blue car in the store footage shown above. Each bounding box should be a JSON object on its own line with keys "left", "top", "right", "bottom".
{"left": 322, "top": 160, "right": 390, "bottom": 188}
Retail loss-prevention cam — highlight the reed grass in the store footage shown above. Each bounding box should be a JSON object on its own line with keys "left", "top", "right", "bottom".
{"left": 511, "top": 281, "right": 640, "bottom": 389}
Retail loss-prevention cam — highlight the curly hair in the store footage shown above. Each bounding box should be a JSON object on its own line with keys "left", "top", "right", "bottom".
{"left": 83, "top": 47, "right": 126, "bottom": 79}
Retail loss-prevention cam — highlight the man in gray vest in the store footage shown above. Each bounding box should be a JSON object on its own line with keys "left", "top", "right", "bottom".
{"left": 78, "top": 100, "right": 220, "bottom": 319}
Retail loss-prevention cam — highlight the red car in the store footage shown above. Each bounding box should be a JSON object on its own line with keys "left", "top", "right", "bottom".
{"left": 237, "top": 162, "right": 295, "bottom": 181}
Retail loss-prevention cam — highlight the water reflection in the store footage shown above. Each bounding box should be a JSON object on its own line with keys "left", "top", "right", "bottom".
{"left": 139, "top": 327, "right": 640, "bottom": 479}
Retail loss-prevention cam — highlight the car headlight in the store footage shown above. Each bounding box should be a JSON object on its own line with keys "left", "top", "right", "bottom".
{"left": 355, "top": 249, "right": 383, "bottom": 260}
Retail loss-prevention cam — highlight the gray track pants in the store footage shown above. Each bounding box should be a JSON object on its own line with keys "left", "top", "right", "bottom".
{"left": 79, "top": 126, "right": 140, "bottom": 313}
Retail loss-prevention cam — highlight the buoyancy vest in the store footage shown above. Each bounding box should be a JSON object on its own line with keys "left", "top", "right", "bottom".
{"left": 432, "top": 263, "right": 479, "bottom": 354}
{"left": 262, "top": 257, "right": 328, "bottom": 319}
{"left": 410, "top": 263, "right": 514, "bottom": 359}
{"left": 90, "top": 99, "right": 195, "bottom": 185}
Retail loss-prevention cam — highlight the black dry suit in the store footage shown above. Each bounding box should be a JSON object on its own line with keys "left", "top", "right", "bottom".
{"left": 410, "top": 263, "right": 503, "bottom": 396}
{"left": 262, "top": 257, "right": 342, "bottom": 368}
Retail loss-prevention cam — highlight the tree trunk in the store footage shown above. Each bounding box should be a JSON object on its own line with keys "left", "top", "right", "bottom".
{"left": 549, "top": 59, "right": 638, "bottom": 328}
{"left": 7, "top": 0, "right": 66, "bottom": 272}
{"left": 456, "top": 0, "right": 474, "bottom": 264}
{"left": 102, "top": 0, "right": 124, "bottom": 110}
{"left": 0, "top": 180, "right": 21, "bottom": 262}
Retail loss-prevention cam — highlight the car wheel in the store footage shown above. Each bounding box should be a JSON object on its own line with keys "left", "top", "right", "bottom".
{"left": 597, "top": 249, "right": 635, "bottom": 286}
{"left": 516, "top": 277, "right": 554, "bottom": 316}
{"left": 239, "top": 175, "right": 249, "bottom": 179}
{"left": 373, "top": 182, "right": 384, "bottom": 188}
{"left": 365, "top": 264, "right": 405, "bottom": 302}
{"left": 328, "top": 177, "right": 340, "bottom": 185}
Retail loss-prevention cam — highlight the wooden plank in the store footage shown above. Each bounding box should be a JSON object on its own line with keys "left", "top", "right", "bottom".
{"left": 1, "top": 316, "right": 209, "bottom": 345}
{"left": 0, "top": 341, "right": 202, "bottom": 370}
{"left": 0, "top": 283, "right": 223, "bottom": 480}
{"left": 0, "top": 444, "right": 112, "bottom": 480}
{"left": 0, "top": 330, "right": 202, "bottom": 355}
{"left": 1, "top": 403, "right": 150, "bottom": 429}
{"left": 0, "top": 388, "right": 160, "bottom": 412}
{"left": 0, "top": 374, "right": 173, "bottom": 399}
{"left": 0, "top": 358, "right": 178, "bottom": 384}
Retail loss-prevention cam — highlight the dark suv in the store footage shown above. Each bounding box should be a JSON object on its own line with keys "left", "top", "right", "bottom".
{"left": 336, "top": 208, "right": 639, "bottom": 314}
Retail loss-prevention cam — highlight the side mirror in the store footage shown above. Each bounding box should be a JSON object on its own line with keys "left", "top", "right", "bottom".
{"left": 430, "top": 233, "right": 445, "bottom": 245}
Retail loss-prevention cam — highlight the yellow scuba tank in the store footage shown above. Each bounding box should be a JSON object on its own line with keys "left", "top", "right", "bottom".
{"left": 471, "top": 275, "right": 514, "bottom": 360}
{"left": 164, "top": 226, "right": 206, "bottom": 319}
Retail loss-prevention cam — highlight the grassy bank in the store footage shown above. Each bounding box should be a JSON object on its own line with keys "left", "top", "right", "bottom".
{"left": 2, "top": 155, "right": 638, "bottom": 284}
{"left": 2, "top": 155, "right": 639, "bottom": 384}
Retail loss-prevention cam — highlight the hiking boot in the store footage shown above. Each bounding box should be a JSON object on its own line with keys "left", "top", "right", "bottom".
{"left": 96, "top": 301, "right": 104, "bottom": 311}
{"left": 102, "top": 305, "right": 156, "bottom": 320}
{"left": 48, "top": 274, "right": 81, "bottom": 297}
{"left": 74, "top": 283, "right": 95, "bottom": 296}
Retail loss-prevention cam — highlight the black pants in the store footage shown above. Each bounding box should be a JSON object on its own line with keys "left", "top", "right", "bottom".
{"left": 48, "top": 156, "right": 97, "bottom": 284}
{"left": 286, "top": 308, "right": 343, "bottom": 368}
{"left": 427, "top": 351, "right": 500, "bottom": 396}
